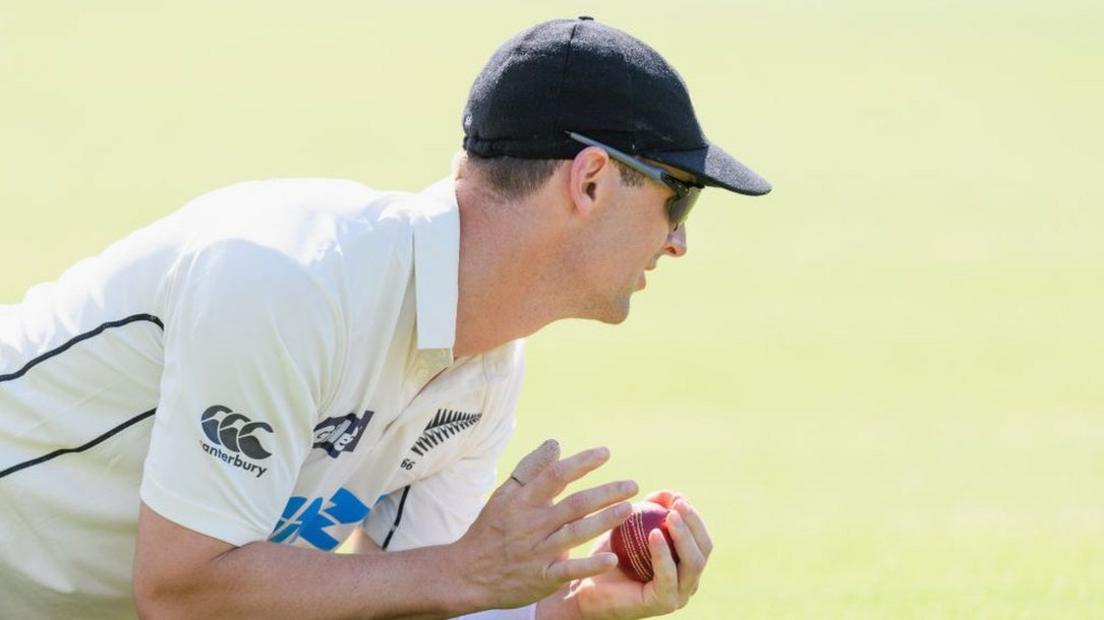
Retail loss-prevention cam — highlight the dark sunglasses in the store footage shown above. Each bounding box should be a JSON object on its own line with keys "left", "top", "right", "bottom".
{"left": 567, "top": 131, "right": 704, "bottom": 230}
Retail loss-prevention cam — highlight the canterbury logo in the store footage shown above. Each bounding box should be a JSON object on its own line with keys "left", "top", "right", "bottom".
{"left": 410, "top": 409, "right": 482, "bottom": 457}
{"left": 201, "top": 405, "right": 273, "bottom": 460}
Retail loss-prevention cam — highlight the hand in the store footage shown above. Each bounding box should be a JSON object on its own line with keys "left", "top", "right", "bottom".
{"left": 450, "top": 440, "right": 639, "bottom": 612}
{"left": 554, "top": 490, "right": 713, "bottom": 620}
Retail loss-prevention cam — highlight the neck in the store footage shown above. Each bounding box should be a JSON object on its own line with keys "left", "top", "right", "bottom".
{"left": 451, "top": 180, "right": 568, "bottom": 358}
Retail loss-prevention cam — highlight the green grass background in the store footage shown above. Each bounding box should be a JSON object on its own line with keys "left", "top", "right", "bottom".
{"left": 2, "top": 1, "right": 1102, "bottom": 617}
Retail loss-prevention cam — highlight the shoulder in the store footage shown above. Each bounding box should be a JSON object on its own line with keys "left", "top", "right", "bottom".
{"left": 184, "top": 178, "right": 382, "bottom": 210}
{"left": 176, "top": 178, "right": 417, "bottom": 249}
{"left": 167, "top": 178, "right": 425, "bottom": 294}
{"left": 476, "top": 339, "right": 527, "bottom": 432}
{"left": 481, "top": 339, "right": 526, "bottom": 384}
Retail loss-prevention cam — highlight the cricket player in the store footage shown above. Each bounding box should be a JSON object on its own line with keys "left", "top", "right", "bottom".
{"left": 0, "top": 17, "right": 770, "bottom": 618}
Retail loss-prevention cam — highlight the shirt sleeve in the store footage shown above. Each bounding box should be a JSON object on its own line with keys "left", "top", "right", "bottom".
{"left": 363, "top": 348, "right": 525, "bottom": 550}
{"left": 140, "top": 239, "right": 341, "bottom": 545}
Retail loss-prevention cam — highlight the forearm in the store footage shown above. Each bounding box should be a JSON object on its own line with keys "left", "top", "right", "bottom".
{"left": 342, "top": 535, "right": 571, "bottom": 620}
{"left": 137, "top": 540, "right": 478, "bottom": 619}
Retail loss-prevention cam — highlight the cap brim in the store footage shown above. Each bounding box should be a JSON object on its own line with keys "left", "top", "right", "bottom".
{"left": 646, "top": 143, "right": 772, "bottom": 196}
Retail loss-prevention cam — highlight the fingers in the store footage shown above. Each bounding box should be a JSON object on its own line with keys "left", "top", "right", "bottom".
{"left": 510, "top": 438, "right": 561, "bottom": 487}
{"left": 524, "top": 446, "right": 611, "bottom": 502}
{"left": 552, "top": 479, "right": 638, "bottom": 524}
{"left": 545, "top": 501, "right": 632, "bottom": 550}
{"left": 643, "top": 489, "right": 681, "bottom": 508}
{"left": 666, "top": 508, "right": 706, "bottom": 598}
{"left": 673, "top": 499, "right": 713, "bottom": 557}
{"left": 647, "top": 528, "right": 680, "bottom": 609}
{"left": 545, "top": 552, "right": 619, "bottom": 582}
{"left": 489, "top": 439, "right": 560, "bottom": 502}
{"left": 589, "top": 532, "right": 612, "bottom": 554}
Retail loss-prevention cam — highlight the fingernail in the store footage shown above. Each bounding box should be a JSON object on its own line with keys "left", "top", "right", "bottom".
{"left": 621, "top": 480, "right": 638, "bottom": 495}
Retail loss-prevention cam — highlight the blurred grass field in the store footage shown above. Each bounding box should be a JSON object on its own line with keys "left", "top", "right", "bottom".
{"left": 2, "top": 1, "right": 1102, "bottom": 617}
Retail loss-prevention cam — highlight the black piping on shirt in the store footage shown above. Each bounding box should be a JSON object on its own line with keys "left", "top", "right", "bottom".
{"left": 0, "top": 313, "right": 164, "bottom": 383}
{"left": 0, "top": 313, "right": 164, "bottom": 479}
{"left": 0, "top": 408, "right": 156, "bottom": 479}
{"left": 381, "top": 485, "right": 412, "bottom": 550}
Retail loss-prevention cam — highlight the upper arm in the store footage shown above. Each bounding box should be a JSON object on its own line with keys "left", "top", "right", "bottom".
{"left": 133, "top": 501, "right": 236, "bottom": 610}
{"left": 139, "top": 240, "right": 340, "bottom": 547}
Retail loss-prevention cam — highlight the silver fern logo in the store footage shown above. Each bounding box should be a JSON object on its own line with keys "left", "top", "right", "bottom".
{"left": 410, "top": 409, "right": 482, "bottom": 457}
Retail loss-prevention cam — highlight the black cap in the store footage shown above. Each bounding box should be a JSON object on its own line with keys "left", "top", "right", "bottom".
{"left": 462, "top": 17, "right": 771, "bottom": 196}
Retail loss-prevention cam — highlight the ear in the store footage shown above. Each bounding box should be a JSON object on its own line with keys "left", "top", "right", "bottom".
{"left": 567, "top": 146, "right": 616, "bottom": 222}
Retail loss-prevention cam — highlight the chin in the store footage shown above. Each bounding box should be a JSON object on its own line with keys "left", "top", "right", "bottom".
{"left": 597, "top": 311, "right": 629, "bottom": 326}
{"left": 596, "top": 296, "right": 632, "bottom": 325}
{"left": 573, "top": 288, "right": 633, "bottom": 325}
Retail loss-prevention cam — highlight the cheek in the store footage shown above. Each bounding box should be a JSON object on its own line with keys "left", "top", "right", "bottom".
{"left": 601, "top": 190, "right": 669, "bottom": 268}
{"left": 624, "top": 190, "right": 669, "bottom": 240}
{"left": 640, "top": 192, "right": 672, "bottom": 244}
{"left": 641, "top": 208, "right": 672, "bottom": 253}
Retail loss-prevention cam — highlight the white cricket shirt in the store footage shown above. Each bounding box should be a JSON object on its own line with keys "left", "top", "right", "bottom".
{"left": 0, "top": 177, "right": 524, "bottom": 618}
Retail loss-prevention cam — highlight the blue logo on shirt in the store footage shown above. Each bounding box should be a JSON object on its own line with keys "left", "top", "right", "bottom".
{"left": 271, "top": 487, "right": 371, "bottom": 550}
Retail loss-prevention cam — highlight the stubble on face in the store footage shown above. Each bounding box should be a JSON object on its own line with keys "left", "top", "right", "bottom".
{"left": 577, "top": 183, "right": 672, "bottom": 325}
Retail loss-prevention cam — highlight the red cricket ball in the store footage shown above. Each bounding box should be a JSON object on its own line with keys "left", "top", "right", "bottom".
{"left": 610, "top": 501, "right": 680, "bottom": 582}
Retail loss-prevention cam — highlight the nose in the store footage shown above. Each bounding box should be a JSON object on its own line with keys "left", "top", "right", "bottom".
{"left": 663, "top": 224, "right": 688, "bottom": 258}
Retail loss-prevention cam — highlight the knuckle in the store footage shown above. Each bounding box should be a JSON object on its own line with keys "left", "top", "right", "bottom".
{"left": 545, "top": 560, "right": 569, "bottom": 584}
{"left": 560, "top": 520, "right": 581, "bottom": 541}
{"left": 565, "top": 492, "right": 590, "bottom": 513}
{"left": 580, "top": 516, "right": 603, "bottom": 539}
{"left": 547, "top": 461, "right": 568, "bottom": 483}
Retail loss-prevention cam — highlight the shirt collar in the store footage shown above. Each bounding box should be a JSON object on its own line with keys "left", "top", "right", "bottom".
{"left": 410, "top": 177, "right": 460, "bottom": 354}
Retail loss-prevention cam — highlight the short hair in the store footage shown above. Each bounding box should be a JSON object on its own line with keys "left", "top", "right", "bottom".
{"left": 462, "top": 151, "right": 646, "bottom": 202}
